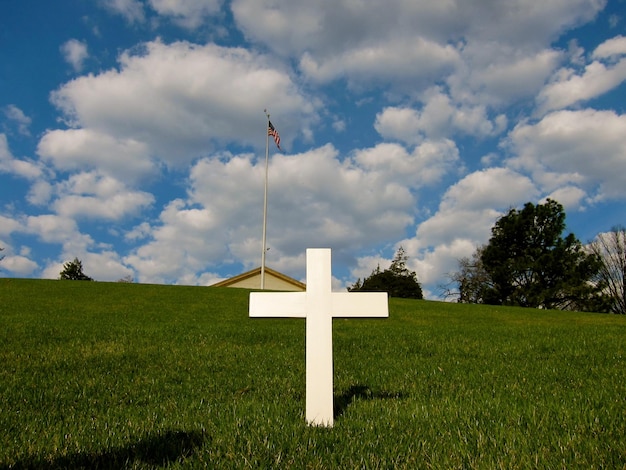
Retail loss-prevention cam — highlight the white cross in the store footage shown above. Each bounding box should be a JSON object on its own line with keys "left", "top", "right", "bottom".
{"left": 249, "top": 248, "right": 388, "bottom": 427}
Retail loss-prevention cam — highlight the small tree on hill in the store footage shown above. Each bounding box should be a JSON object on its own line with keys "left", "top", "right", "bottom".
{"left": 59, "top": 257, "right": 93, "bottom": 281}
{"left": 589, "top": 226, "right": 626, "bottom": 314}
{"left": 441, "top": 246, "right": 493, "bottom": 303}
{"left": 349, "top": 247, "right": 423, "bottom": 299}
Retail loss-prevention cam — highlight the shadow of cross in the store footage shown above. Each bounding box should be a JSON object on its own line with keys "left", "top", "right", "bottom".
{"left": 249, "top": 248, "right": 388, "bottom": 427}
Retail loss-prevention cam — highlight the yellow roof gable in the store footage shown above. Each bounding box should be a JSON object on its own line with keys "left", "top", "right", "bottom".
{"left": 211, "top": 267, "right": 306, "bottom": 291}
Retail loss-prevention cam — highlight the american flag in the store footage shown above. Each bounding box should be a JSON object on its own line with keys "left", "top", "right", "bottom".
{"left": 268, "top": 120, "right": 281, "bottom": 150}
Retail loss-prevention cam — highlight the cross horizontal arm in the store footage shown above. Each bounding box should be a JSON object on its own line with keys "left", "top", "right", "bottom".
{"left": 331, "top": 292, "right": 389, "bottom": 318}
{"left": 249, "top": 292, "right": 307, "bottom": 318}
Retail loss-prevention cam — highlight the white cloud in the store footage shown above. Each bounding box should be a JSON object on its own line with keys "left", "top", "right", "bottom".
{"left": 22, "top": 213, "right": 133, "bottom": 281}
{"left": 148, "top": 0, "right": 222, "bottom": 29}
{"left": 60, "top": 39, "right": 89, "bottom": 72}
{"left": 125, "top": 222, "right": 152, "bottom": 241}
{"left": 233, "top": 0, "right": 601, "bottom": 96}
{"left": 0, "top": 215, "right": 22, "bottom": 237}
{"left": 101, "top": 0, "right": 145, "bottom": 23}
{"left": 3, "top": 105, "right": 32, "bottom": 136}
{"left": 536, "top": 36, "right": 626, "bottom": 114}
{"left": 449, "top": 45, "right": 562, "bottom": 107}
{"left": 0, "top": 134, "right": 43, "bottom": 180}
{"left": 299, "top": 37, "right": 460, "bottom": 86}
{"left": 507, "top": 109, "right": 626, "bottom": 199}
{"left": 541, "top": 186, "right": 587, "bottom": 210}
{"left": 25, "top": 214, "right": 91, "bottom": 247}
{"left": 126, "top": 142, "right": 439, "bottom": 283}
{"left": 47, "top": 40, "right": 317, "bottom": 177}
{"left": 353, "top": 140, "right": 461, "bottom": 187}
{"left": 374, "top": 107, "right": 422, "bottom": 144}
{"left": 234, "top": 0, "right": 604, "bottom": 57}
{"left": 349, "top": 254, "right": 391, "bottom": 284}
{"left": 81, "top": 250, "right": 135, "bottom": 281}
{"left": 27, "top": 180, "right": 54, "bottom": 206}
{"left": 412, "top": 238, "right": 478, "bottom": 289}
{"left": 52, "top": 171, "right": 154, "bottom": 220}
{"left": 592, "top": 35, "right": 626, "bottom": 59}
{"left": 537, "top": 59, "right": 626, "bottom": 113}
{"left": 37, "top": 129, "right": 154, "bottom": 182}
{"left": 1, "top": 255, "right": 38, "bottom": 275}
{"left": 124, "top": 198, "right": 224, "bottom": 284}
{"left": 439, "top": 168, "right": 538, "bottom": 212}
{"left": 374, "top": 91, "right": 508, "bottom": 143}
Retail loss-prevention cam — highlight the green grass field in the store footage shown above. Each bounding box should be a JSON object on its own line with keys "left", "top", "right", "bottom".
{"left": 1, "top": 278, "right": 625, "bottom": 469}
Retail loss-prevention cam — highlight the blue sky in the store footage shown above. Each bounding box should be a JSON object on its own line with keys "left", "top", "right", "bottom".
{"left": 1, "top": 0, "right": 625, "bottom": 297}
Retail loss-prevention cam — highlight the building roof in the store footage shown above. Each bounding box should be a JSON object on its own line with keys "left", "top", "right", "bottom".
{"left": 211, "top": 266, "right": 306, "bottom": 291}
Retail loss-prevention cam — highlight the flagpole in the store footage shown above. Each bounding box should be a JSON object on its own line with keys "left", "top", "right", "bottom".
{"left": 261, "top": 109, "right": 270, "bottom": 290}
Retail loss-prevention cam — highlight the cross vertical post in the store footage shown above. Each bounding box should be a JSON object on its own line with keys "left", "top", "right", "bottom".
{"left": 305, "top": 249, "right": 334, "bottom": 425}
{"left": 249, "top": 248, "right": 389, "bottom": 427}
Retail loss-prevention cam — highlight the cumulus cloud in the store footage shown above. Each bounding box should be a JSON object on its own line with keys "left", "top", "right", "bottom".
{"left": 148, "top": 0, "right": 222, "bottom": 29}
{"left": 125, "top": 141, "right": 451, "bottom": 283}
{"left": 3, "top": 105, "right": 32, "bottom": 136}
{"left": 0, "top": 133, "right": 43, "bottom": 180}
{"left": 46, "top": 40, "right": 317, "bottom": 179}
{"left": 100, "top": 0, "right": 145, "bottom": 23}
{"left": 353, "top": 140, "right": 461, "bottom": 187}
{"left": 449, "top": 45, "right": 563, "bottom": 107}
{"left": 38, "top": 128, "right": 154, "bottom": 182}
{"left": 60, "top": 39, "right": 89, "bottom": 72}
{"left": 592, "top": 35, "right": 626, "bottom": 59}
{"left": 299, "top": 38, "right": 460, "bottom": 86}
{"left": 233, "top": 0, "right": 601, "bottom": 96}
{"left": 1, "top": 254, "right": 38, "bottom": 275}
{"left": 541, "top": 186, "right": 588, "bottom": 210}
{"left": 0, "top": 215, "right": 22, "bottom": 237}
{"left": 234, "top": 0, "right": 604, "bottom": 57}
{"left": 537, "top": 37, "right": 626, "bottom": 114}
{"left": 507, "top": 109, "right": 626, "bottom": 199}
{"left": 52, "top": 171, "right": 154, "bottom": 220}
{"left": 438, "top": 168, "right": 539, "bottom": 213}
{"left": 25, "top": 214, "right": 92, "bottom": 248}
{"left": 374, "top": 91, "right": 507, "bottom": 144}
{"left": 22, "top": 214, "right": 133, "bottom": 281}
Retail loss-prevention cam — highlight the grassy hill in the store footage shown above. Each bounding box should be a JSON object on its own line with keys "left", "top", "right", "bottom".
{"left": 1, "top": 278, "right": 625, "bottom": 468}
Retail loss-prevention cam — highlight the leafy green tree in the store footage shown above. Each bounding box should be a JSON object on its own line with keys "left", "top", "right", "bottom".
{"left": 479, "top": 199, "right": 606, "bottom": 310}
{"left": 59, "top": 257, "right": 93, "bottom": 281}
{"left": 349, "top": 247, "right": 423, "bottom": 299}
{"left": 589, "top": 226, "right": 626, "bottom": 314}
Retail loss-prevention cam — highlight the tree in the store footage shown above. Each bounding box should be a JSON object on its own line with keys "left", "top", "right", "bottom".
{"left": 59, "top": 257, "right": 93, "bottom": 281}
{"left": 478, "top": 199, "right": 606, "bottom": 310}
{"left": 589, "top": 226, "right": 626, "bottom": 314}
{"left": 448, "top": 200, "right": 608, "bottom": 310}
{"left": 349, "top": 247, "right": 423, "bottom": 299}
{"left": 442, "top": 246, "right": 493, "bottom": 303}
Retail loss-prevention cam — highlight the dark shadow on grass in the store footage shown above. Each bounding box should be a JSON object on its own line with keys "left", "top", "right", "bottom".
{"left": 4, "top": 429, "right": 206, "bottom": 470}
{"left": 334, "top": 384, "right": 407, "bottom": 420}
